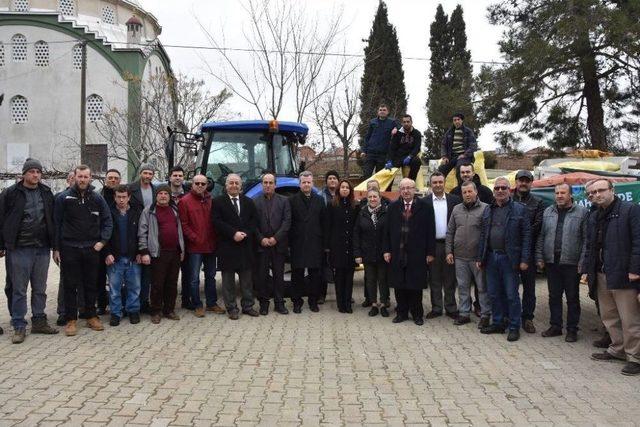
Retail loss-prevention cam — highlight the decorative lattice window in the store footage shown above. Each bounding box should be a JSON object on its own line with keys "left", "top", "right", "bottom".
{"left": 86, "top": 94, "right": 104, "bottom": 122}
{"left": 11, "top": 96, "right": 29, "bottom": 124}
{"left": 11, "top": 34, "right": 27, "bottom": 62}
{"left": 58, "top": 0, "right": 75, "bottom": 16}
{"left": 13, "top": 0, "right": 29, "bottom": 12}
{"left": 0, "top": 43, "right": 4, "bottom": 67}
{"left": 34, "top": 41, "right": 49, "bottom": 67}
{"left": 102, "top": 6, "right": 116, "bottom": 24}
{"left": 72, "top": 43, "right": 83, "bottom": 70}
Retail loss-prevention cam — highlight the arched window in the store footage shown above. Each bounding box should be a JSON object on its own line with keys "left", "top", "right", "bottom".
{"left": 11, "top": 96, "right": 29, "bottom": 124}
{"left": 0, "top": 43, "right": 4, "bottom": 67}
{"left": 102, "top": 5, "right": 116, "bottom": 24}
{"left": 58, "top": 0, "right": 75, "bottom": 16}
{"left": 34, "top": 41, "right": 49, "bottom": 67}
{"left": 86, "top": 94, "right": 104, "bottom": 122}
{"left": 11, "top": 34, "right": 27, "bottom": 62}
{"left": 13, "top": 0, "right": 29, "bottom": 12}
{"left": 72, "top": 43, "right": 83, "bottom": 70}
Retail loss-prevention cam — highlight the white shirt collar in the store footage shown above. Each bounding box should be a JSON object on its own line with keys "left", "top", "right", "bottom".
{"left": 432, "top": 193, "right": 446, "bottom": 201}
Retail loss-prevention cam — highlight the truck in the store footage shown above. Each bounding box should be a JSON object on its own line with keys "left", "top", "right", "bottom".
{"left": 166, "top": 119, "right": 310, "bottom": 197}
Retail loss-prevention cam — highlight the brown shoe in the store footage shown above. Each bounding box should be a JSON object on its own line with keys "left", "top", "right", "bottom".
{"left": 194, "top": 307, "right": 205, "bottom": 318}
{"left": 206, "top": 305, "right": 226, "bottom": 314}
{"left": 523, "top": 319, "right": 536, "bottom": 334}
{"left": 64, "top": 320, "right": 78, "bottom": 336}
{"left": 86, "top": 317, "right": 104, "bottom": 331}
{"left": 165, "top": 312, "right": 180, "bottom": 321}
{"left": 151, "top": 314, "right": 161, "bottom": 324}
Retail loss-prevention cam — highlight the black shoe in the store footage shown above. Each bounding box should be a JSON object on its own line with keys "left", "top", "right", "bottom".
{"left": 481, "top": 324, "right": 505, "bottom": 334}
{"left": 345, "top": 306, "right": 353, "bottom": 314}
{"left": 361, "top": 300, "right": 372, "bottom": 308}
{"left": 454, "top": 316, "right": 470, "bottom": 326}
{"left": 129, "top": 313, "right": 140, "bottom": 324}
{"left": 565, "top": 330, "right": 578, "bottom": 343}
{"left": 97, "top": 307, "right": 108, "bottom": 316}
{"left": 392, "top": 315, "right": 408, "bottom": 323}
{"left": 56, "top": 315, "right": 66, "bottom": 327}
{"left": 414, "top": 318, "right": 424, "bottom": 326}
{"left": 541, "top": 326, "right": 563, "bottom": 338}
{"left": 621, "top": 361, "right": 640, "bottom": 376}
{"left": 591, "top": 352, "right": 625, "bottom": 362}
{"left": 478, "top": 316, "right": 491, "bottom": 329}
{"left": 593, "top": 332, "right": 612, "bottom": 349}
{"left": 109, "top": 315, "right": 120, "bottom": 327}
{"left": 507, "top": 329, "right": 520, "bottom": 342}
{"left": 293, "top": 305, "right": 302, "bottom": 314}
{"left": 425, "top": 311, "right": 442, "bottom": 319}
{"left": 368, "top": 307, "right": 379, "bottom": 317}
{"left": 181, "top": 301, "right": 195, "bottom": 310}
{"left": 338, "top": 308, "right": 346, "bottom": 313}
{"left": 309, "top": 305, "right": 320, "bottom": 313}
{"left": 242, "top": 308, "right": 260, "bottom": 317}
{"left": 275, "top": 305, "right": 289, "bottom": 315}
{"left": 228, "top": 311, "right": 240, "bottom": 320}
{"left": 380, "top": 307, "right": 389, "bottom": 317}
{"left": 259, "top": 302, "right": 269, "bottom": 316}
{"left": 317, "top": 298, "right": 325, "bottom": 305}
{"left": 446, "top": 311, "right": 459, "bottom": 320}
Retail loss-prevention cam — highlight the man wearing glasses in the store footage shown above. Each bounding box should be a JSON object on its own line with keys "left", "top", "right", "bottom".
{"left": 584, "top": 179, "right": 640, "bottom": 376}
{"left": 478, "top": 177, "right": 531, "bottom": 342}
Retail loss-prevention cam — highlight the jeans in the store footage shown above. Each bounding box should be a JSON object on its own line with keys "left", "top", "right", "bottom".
{"left": 455, "top": 259, "right": 490, "bottom": 318}
{"left": 107, "top": 257, "right": 141, "bottom": 317}
{"left": 486, "top": 251, "right": 521, "bottom": 331}
{"left": 364, "top": 262, "right": 389, "bottom": 305}
{"left": 61, "top": 245, "right": 100, "bottom": 320}
{"left": 546, "top": 263, "right": 581, "bottom": 331}
{"left": 437, "top": 155, "right": 473, "bottom": 181}
{"left": 520, "top": 259, "right": 537, "bottom": 320}
{"left": 188, "top": 252, "right": 217, "bottom": 309}
{"left": 221, "top": 269, "right": 254, "bottom": 312}
{"left": 8, "top": 247, "right": 50, "bottom": 329}
{"left": 5, "top": 256, "right": 13, "bottom": 316}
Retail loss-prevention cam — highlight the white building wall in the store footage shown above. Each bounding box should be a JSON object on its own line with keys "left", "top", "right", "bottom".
{"left": 0, "top": 24, "right": 128, "bottom": 173}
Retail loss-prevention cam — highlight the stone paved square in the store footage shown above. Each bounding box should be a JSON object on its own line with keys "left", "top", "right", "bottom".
{"left": 0, "top": 263, "right": 638, "bottom": 426}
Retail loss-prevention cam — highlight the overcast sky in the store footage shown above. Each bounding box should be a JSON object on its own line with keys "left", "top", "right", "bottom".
{"left": 138, "top": 0, "right": 509, "bottom": 150}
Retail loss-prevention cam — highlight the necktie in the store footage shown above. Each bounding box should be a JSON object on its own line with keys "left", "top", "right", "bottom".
{"left": 232, "top": 197, "right": 239, "bottom": 215}
{"left": 405, "top": 202, "right": 410, "bottom": 212}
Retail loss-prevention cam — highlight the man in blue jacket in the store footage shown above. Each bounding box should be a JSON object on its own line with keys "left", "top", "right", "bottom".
{"left": 362, "top": 104, "right": 398, "bottom": 178}
{"left": 438, "top": 113, "right": 477, "bottom": 178}
{"left": 585, "top": 179, "right": 640, "bottom": 376}
{"left": 478, "top": 177, "right": 531, "bottom": 342}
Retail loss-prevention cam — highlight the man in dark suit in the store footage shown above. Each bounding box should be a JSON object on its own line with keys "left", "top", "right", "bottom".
{"left": 212, "top": 174, "right": 259, "bottom": 320}
{"left": 424, "top": 171, "right": 461, "bottom": 319}
{"left": 128, "top": 163, "right": 156, "bottom": 313}
{"left": 254, "top": 173, "right": 291, "bottom": 315}
{"left": 289, "top": 171, "right": 326, "bottom": 313}
{"left": 384, "top": 178, "right": 436, "bottom": 325}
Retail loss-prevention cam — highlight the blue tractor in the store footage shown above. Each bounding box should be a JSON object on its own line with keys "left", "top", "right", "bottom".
{"left": 166, "top": 119, "right": 310, "bottom": 197}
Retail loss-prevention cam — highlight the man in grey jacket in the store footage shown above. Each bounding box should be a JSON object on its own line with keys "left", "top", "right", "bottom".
{"left": 445, "top": 181, "right": 490, "bottom": 327}
{"left": 536, "top": 184, "right": 588, "bottom": 342}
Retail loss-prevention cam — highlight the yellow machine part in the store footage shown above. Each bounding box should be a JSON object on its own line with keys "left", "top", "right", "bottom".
{"left": 552, "top": 160, "right": 620, "bottom": 172}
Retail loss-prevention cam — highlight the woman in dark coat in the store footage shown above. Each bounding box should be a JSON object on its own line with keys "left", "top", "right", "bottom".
{"left": 326, "top": 180, "right": 359, "bottom": 313}
{"left": 354, "top": 189, "right": 389, "bottom": 317}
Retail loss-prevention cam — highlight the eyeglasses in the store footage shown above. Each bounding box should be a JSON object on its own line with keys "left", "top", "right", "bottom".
{"left": 493, "top": 186, "right": 509, "bottom": 191}
{"left": 587, "top": 188, "right": 610, "bottom": 196}
{"left": 193, "top": 182, "right": 207, "bottom": 187}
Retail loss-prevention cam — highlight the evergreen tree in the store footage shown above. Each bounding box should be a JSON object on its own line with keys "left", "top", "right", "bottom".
{"left": 477, "top": 0, "right": 640, "bottom": 152}
{"left": 357, "top": 1, "right": 407, "bottom": 147}
{"left": 424, "top": 4, "right": 476, "bottom": 159}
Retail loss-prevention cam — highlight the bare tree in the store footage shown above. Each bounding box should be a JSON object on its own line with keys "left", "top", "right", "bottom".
{"left": 199, "top": 0, "right": 357, "bottom": 122}
{"left": 95, "top": 73, "right": 232, "bottom": 176}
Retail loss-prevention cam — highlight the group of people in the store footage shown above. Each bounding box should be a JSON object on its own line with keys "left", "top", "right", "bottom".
{"left": 1, "top": 121, "right": 640, "bottom": 377}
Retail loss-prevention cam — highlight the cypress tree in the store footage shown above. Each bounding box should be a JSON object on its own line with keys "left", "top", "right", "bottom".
{"left": 357, "top": 1, "right": 407, "bottom": 147}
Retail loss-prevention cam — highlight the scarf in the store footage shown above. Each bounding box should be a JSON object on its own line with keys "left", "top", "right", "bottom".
{"left": 367, "top": 204, "right": 381, "bottom": 227}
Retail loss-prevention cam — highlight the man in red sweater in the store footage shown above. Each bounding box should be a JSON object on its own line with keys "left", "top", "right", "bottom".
{"left": 178, "top": 175, "right": 224, "bottom": 317}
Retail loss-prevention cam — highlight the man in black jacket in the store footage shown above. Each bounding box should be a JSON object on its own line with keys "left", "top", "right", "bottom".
{"left": 289, "top": 171, "right": 327, "bottom": 313}
{"left": 104, "top": 185, "right": 143, "bottom": 326}
{"left": 585, "top": 179, "right": 640, "bottom": 376}
{"left": 424, "top": 171, "right": 461, "bottom": 319}
{"left": 512, "top": 170, "right": 544, "bottom": 334}
{"left": 53, "top": 165, "right": 113, "bottom": 336}
{"left": 96, "top": 168, "right": 121, "bottom": 315}
{"left": 386, "top": 114, "right": 422, "bottom": 181}
{"left": 212, "top": 174, "right": 260, "bottom": 320}
{"left": 0, "top": 159, "right": 58, "bottom": 343}
{"left": 438, "top": 113, "right": 477, "bottom": 177}
{"left": 451, "top": 163, "right": 494, "bottom": 205}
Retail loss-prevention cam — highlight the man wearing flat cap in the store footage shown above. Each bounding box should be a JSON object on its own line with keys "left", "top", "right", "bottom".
{"left": 0, "top": 159, "right": 59, "bottom": 343}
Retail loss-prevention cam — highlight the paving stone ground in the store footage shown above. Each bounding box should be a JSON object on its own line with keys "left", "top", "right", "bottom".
{"left": 0, "top": 262, "right": 638, "bottom": 426}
